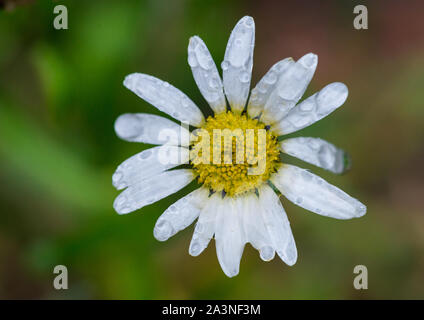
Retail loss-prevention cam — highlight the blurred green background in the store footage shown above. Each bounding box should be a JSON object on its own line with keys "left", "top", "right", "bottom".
{"left": 1, "top": 0, "right": 423, "bottom": 299}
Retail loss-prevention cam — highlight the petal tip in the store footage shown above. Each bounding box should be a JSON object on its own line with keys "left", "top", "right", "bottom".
{"left": 299, "top": 53, "right": 318, "bottom": 69}
{"left": 153, "top": 219, "right": 174, "bottom": 242}
{"left": 123, "top": 73, "right": 137, "bottom": 89}
{"left": 189, "top": 240, "right": 203, "bottom": 257}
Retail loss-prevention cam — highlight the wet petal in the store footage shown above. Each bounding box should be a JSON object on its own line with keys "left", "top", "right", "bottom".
{"left": 271, "top": 164, "right": 366, "bottom": 219}
{"left": 188, "top": 36, "right": 226, "bottom": 114}
{"left": 112, "top": 145, "right": 189, "bottom": 190}
{"left": 114, "top": 113, "right": 190, "bottom": 146}
{"left": 124, "top": 73, "right": 205, "bottom": 127}
{"left": 272, "top": 82, "right": 348, "bottom": 135}
{"left": 280, "top": 137, "right": 350, "bottom": 174}
{"left": 189, "top": 193, "right": 220, "bottom": 256}
{"left": 154, "top": 188, "right": 209, "bottom": 241}
{"left": 222, "top": 16, "right": 255, "bottom": 113}
{"left": 261, "top": 53, "right": 318, "bottom": 124}
{"left": 113, "top": 169, "right": 194, "bottom": 214}
{"left": 259, "top": 185, "right": 297, "bottom": 265}
{"left": 242, "top": 193, "right": 275, "bottom": 261}
{"left": 215, "top": 197, "right": 246, "bottom": 277}
{"left": 247, "top": 58, "right": 295, "bottom": 120}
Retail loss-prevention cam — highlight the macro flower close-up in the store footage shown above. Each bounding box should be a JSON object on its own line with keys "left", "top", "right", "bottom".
{"left": 113, "top": 16, "right": 366, "bottom": 277}
{"left": 3, "top": 0, "right": 424, "bottom": 302}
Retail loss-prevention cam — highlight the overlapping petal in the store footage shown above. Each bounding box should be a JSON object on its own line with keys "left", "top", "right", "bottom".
{"left": 247, "top": 58, "right": 295, "bottom": 119}
{"left": 124, "top": 73, "right": 205, "bottom": 127}
{"left": 272, "top": 82, "right": 348, "bottom": 135}
{"left": 113, "top": 169, "right": 195, "bottom": 215}
{"left": 215, "top": 197, "right": 246, "bottom": 277}
{"left": 261, "top": 53, "right": 318, "bottom": 124}
{"left": 188, "top": 36, "right": 226, "bottom": 114}
{"left": 112, "top": 145, "right": 189, "bottom": 190}
{"left": 189, "top": 193, "right": 221, "bottom": 257}
{"left": 259, "top": 185, "right": 297, "bottom": 265}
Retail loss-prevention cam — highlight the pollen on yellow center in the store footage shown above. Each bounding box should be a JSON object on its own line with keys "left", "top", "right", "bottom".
{"left": 190, "top": 111, "right": 281, "bottom": 197}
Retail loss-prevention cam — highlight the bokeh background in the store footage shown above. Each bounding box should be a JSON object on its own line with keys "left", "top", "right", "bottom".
{"left": 1, "top": 0, "right": 423, "bottom": 299}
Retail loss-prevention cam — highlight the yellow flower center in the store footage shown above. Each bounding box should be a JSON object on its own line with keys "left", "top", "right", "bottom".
{"left": 190, "top": 111, "right": 281, "bottom": 197}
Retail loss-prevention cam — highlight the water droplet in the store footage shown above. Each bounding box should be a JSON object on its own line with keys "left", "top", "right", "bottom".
{"left": 190, "top": 242, "right": 201, "bottom": 256}
{"left": 239, "top": 71, "right": 250, "bottom": 83}
{"left": 112, "top": 171, "right": 123, "bottom": 183}
{"left": 196, "top": 223, "right": 204, "bottom": 233}
{"left": 120, "top": 206, "right": 132, "bottom": 214}
{"left": 301, "top": 171, "right": 313, "bottom": 181}
{"left": 299, "top": 100, "right": 314, "bottom": 111}
{"left": 244, "top": 17, "right": 254, "bottom": 27}
{"left": 117, "top": 196, "right": 126, "bottom": 207}
{"left": 181, "top": 97, "right": 190, "bottom": 108}
{"left": 221, "top": 61, "right": 229, "bottom": 70}
{"left": 207, "top": 92, "right": 220, "bottom": 102}
{"left": 265, "top": 71, "right": 277, "bottom": 84}
{"left": 258, "top": 84, "right": 267, "bottom": 94}
{"left": 205, "top": 59, "right": 214, "bottom": 70}
{"left": 139, "top": 150, "right": 152, "bottom": 159}
{"left": 188, "top": 54, "right": 198, "bottom": 67}
{"left": 260, "top": 246, "right": 275, "bottom": 261}
{"left": 209, "top": 78, "right": 219, "bottom": 89}
{"left": 154, "top": 219, "right": 173, "bottom": 241}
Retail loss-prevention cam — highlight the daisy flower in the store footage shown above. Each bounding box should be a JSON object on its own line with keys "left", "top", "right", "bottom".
{"left": 113, "top": 16, "right": 366, "bottom": 277}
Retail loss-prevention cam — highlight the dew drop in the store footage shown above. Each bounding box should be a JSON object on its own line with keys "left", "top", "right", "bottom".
{"left": 112, "top": 171, "right": 123, "bottom": 183}
{"left": 221, "top": 61, "right": 229, "bottom": 71}
{"left": 260, "top": 246, "right": 275, "bottom": 261}
{"left": 245, "top": 17, "right": 254, "bottom": 27}
{"left": 139, "top": 150, "right": 152, "bottom": 159}
{"left": 239, "top": 71, "right": 250, "bottom": 83}
{"left": 190, "top": 242, "right": 201, "bottom": 256}
{"left": 209, "top": 78, "right": 219, "bottom": 89}
{"left": 265, "top": 71, "right": 277, "bottom": 84}
{"left": 188, "top": 54, "right": 198, "bottom": 67}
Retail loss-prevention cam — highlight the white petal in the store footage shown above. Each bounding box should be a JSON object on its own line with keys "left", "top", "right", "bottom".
{"left": 222, "top": 16, "right": 255, "bottom": 113}
{"left": 154, "top": 188, "right": 209, "bottom": 241}
{"left": 188, "top": 36, "right": 226, "bottom": 114}
{"left": 189, "top": 193, "right": 220, "bottom": 256}
{"left": 280, "top": 137, "right": 349, "bottom": 174}
{"left": 272, "top": 82, "right": 348, "bottom": 135}
{"left": 271, "top": 164, "right": 366, "bottom": 219}
{"left": 123, "top": 73, "right": 205, "bottom": 127}
{"left": 259, "top": 185, "right": 297, "bottom": 265}
{"left": 261, "top": 53, "right": 317, "bottom": 124}
{"left": 215, "top": 197, "right": 246, "bottom": 277}
{"left": 247, "top": 58, "right": 295, "bottom": 120}
{"left": 114, "top": 113, "right": 190, "bottom": 146}
{"left": 112, "top": 145, "right": 189, "bottom": 190}
{"left": 242, "top": 193, "right": 275, "bottom": 261}
{"left": 113, "top": 169, "right": 194, "bottom": 215}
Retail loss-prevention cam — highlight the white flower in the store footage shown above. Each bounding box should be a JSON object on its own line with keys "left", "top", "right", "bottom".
{"left": 113, "top": 16, "right": 366, "bottom": 277}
